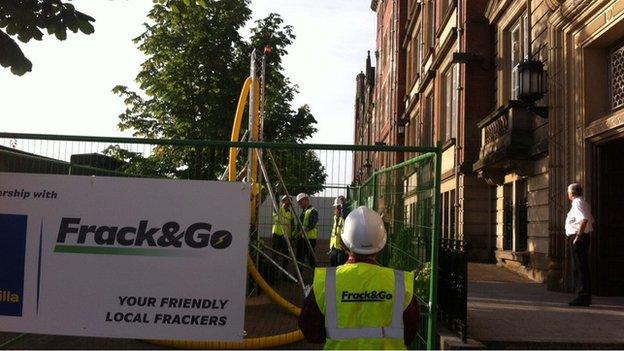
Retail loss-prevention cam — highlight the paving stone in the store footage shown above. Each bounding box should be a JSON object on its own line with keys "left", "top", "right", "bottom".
{"left": 468, "top": 263, "right": 624, "bottom": 348}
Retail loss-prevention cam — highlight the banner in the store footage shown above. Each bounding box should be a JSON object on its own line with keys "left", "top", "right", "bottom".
{"left": 0, "top": 172, "right": 250, "bottom": 341}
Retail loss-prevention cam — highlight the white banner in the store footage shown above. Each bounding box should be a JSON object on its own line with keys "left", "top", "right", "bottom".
{"left": 0, "top": 172, "right": 250, "bottom": 341}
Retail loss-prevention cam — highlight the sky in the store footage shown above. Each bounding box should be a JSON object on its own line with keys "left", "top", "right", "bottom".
{"left": 0, "top": 0, "right": 376, "bottom": 145}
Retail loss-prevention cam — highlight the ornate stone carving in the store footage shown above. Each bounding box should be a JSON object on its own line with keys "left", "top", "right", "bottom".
{"left": 477, "top": 168, "right": 505, "bottom": 186}
{"left": 586, "top": 112, "right": 624, "bottom": 140}
{"left": 559, "top": 0, "right": 596, "bottom": 21}
{"left": 484, "top": 114, "right": 509, "bottom": 144}
{"left": 545, "top": 0, "right": 565, "bottom": 11}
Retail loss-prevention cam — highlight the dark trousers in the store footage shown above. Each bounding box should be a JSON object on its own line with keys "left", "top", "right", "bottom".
{"left": 329, "top": 249, "right": 348, "bottom": 267}
{"left": 296, "top": 237, "right": 316, "bottom": 268}
{"left": 572, "top": 236, "right": 591, "bottom": 297}
{"left": 272, "top": 234, "right": 290, "bottom": 271}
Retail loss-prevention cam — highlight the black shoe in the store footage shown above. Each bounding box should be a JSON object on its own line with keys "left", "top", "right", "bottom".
{"left": 568, "top": 295, "right": 591, "bottom": 306}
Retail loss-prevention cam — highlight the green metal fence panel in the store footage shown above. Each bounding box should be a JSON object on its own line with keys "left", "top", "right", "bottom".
{"left": 0, "top": 132, "right": 441, "bottom": 349}
{"left": 352, "top": 150, "right": 441, "bottom": 349}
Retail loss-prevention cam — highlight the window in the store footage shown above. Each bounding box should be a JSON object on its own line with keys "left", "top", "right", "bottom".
{"left": 423, "top": 94, "right": 434, "bottom": 147}
{"left": 382, "top": 85, "right": 392, "bottom": 121}
{"left": 443, "top": 65, "right": 458, "bottom": 142}
{"left": 502, "top": 179, "right": 528, "bottom": 252}
{"left": 442, "top": 192, "right": 449, "bottom": 238}
{"left": 515, "top": 179, "right": 528, "bottom": 252}
{"left": 609, "top": 43, "right": 624, "bottom": 110}
{"left": 439, "top": 0, "right": 454, "bottom": 24}
{"left": 509, "top": 12, "right": 528, "bottom": 100}
{"left": 503, "top": 183, "right": 513, "bottom": 250}
{"left": 407, "top": 31, "right": 421, "bottom": 85}
{"left": 407, "top": 44, "right": 413, "bottom": 85}
{"left": 382, "top": 30, "right": 389, "bottom": 71}
{"left": 416, "top": 30, "right": 422, "bottom": 73}
{"left": 412, "top": 113, "right": 420, "bottom": 147}
{"left": 408, "top": 0, "right": 417, "bottom": 15}
{"left": 428, "top": 1, "right": 436, "bottom": 48}
{"left": 441, "top": 190, "right": 456, "bottom": 239}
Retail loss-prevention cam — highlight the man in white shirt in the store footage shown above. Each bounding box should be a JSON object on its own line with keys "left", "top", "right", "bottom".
{"left": 565, "top": 183, "right": 594, "bottom": 306}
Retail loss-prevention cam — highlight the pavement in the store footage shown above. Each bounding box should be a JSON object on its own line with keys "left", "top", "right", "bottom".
{"left": 468, "top": 263, "right": 624, "bottom": 349}
{"left": 5, "top": 258, "right": 624, "bottom": 349}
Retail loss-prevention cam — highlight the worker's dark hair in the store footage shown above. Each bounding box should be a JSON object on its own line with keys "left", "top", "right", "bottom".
{"left": 346, "top": 251, "right": 378, "bottom": 262}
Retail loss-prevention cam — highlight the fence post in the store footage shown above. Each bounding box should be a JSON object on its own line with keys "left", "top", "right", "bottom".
{"left": 357, "top": 185, "right": 362, "bottom": 208}
{"left": 372, "top": 173, "right": 378, "bottom": 211}
{"left": 427, "top": 143, "right": 442, "bottom": 350}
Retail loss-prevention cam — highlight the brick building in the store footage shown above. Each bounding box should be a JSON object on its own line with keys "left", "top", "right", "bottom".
{"left": 353, "top": 52, "right": 376, "bottom": 184}
{"left": 354, "top": 0, "right": 408, "bottom": 182}
{"left": 355, "top": 0, "right": 624, "bottom": 294}
{"left": 355, "top": 0, "right": 494, "bottom": 260}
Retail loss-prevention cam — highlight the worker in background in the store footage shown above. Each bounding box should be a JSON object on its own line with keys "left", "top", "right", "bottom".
{"left": 272, "top": 195, "right": 294, "bottom": 279}
{"left": 298, "top": 206, "right": 420, "bottom": 349}
{"left": 328, "top": 196, "right": 347, "bottom": 267}
{"left": 337, "top": 194, "right": 350, "bottom": 218}
{"left": 296, "top": 192, "right": 318, "bottom": 268}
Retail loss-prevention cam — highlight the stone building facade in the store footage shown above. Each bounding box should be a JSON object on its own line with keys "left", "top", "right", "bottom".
{"left": 474, "top": 0, "right": 551, "bottom": 281}
{"left": 546, "top": 0, "right": 624, "bottom": 294}
{"left": 475, "top": 0, "right": 624, "bottom": 294}
{"left": 354, "top": 0, "right": 624, "bottom": 295}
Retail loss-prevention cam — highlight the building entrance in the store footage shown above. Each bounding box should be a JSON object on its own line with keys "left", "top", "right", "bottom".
{"left": 596, "top": 138, "right": 624, "bottom": 295}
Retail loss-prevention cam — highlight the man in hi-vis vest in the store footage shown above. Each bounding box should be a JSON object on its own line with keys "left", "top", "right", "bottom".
{"left": 328, "top": 196, "right": 347, "bottom": 267}
{"left": 298, "top": 206, "right": 419, "bottom": 349}
{"left": 296, "top": 192, "right": 319, "bottom": 268}
{"left": 272, "top": 195, "right": 294, "bottom": 278}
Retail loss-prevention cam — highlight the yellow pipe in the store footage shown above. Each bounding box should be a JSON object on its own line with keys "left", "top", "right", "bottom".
{"left": 245, "top": 255, "right": 301, "bottom": 316}
{"left": 150, "top": 78, "right": 306, "bottom": 349}
{"left": 147, "top": 330, "right": 304, "bottom": 350}
{"left": 228, "top": 77, "right": 253, "bottom": 181}
{"left": 147, "top": 257, "right": 303, "bottom": 349}
{"left": 228, "top": 77, "right": 299, "bottom": 315}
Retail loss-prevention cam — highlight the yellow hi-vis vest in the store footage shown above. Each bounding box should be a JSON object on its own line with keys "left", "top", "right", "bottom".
{"left": 272, "top": 206, "right": 293, "bottom": 236}
{"left": 302, "top": 207, "right": 319, "bottom": 239}
{"left": 329, "top": 216, "right": 345, "bottom": 250}
{"left": 312, "top": 263, "right": 414, "bottom": 350}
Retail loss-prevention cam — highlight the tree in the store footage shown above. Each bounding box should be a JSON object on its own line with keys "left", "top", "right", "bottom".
{"left": 111, "top": 0, "right": 326, "bottom": 194}
{"left": 0, "top": 0, "right": 95, "bottom": 75}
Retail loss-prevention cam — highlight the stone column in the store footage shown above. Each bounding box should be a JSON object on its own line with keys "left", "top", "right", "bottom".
{"left": 546, "top": 0, "right": 597, "bottom": 292}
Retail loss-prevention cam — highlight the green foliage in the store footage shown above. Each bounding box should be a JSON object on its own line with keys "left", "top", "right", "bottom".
{"left": 0, "top": 0, "right": 95, "bottom": 75}
{"left": 414, "top": 261, "right": 431, "bottom": 301}
{"left": 387, "top": 226, "right": 420, "bottom": 271}
{"left": 112, "top": 0, "right": 326, "bottom": 188}
{"left": 384, "top": 226, "right": 431, "bottom": 301}
{"left": 103, "top": 145, "right": 179, "bottom": 178}
{"left": 268, "top": 149, "right": 326, "bottom": 196}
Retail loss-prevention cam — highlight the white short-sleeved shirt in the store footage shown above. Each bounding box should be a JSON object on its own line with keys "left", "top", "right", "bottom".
{"left": 565, "top": 197, "right": 594, "bottom": 236}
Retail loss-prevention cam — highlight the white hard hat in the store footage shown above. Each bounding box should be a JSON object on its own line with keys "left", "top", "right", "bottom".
{"left": 333, "top": 195, "right": 345, "bottom": 207}
{"left": 296, "top": 193, "right": 309, "bottom": 202}
{"left": 341, "top": 206, "right": 387, "bottom": 255}
{"left": 280, "top": 195, "right": 290, "bottom": 202}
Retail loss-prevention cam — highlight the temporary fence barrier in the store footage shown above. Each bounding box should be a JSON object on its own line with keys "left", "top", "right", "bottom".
{"left": 349, "top": 151, "right": 441, "bottom": 349}
{"left": 0, "top": 132, "right": 441, "bottom": 349}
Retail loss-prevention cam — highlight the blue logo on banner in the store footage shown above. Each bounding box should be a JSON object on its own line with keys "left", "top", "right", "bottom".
{"left": 0, "top": 214, "right": 27, "bottom": 316}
